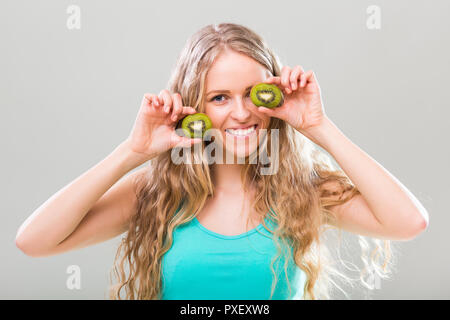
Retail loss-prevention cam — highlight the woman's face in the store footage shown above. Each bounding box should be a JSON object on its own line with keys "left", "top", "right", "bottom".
{"left": 204, "top": 49, "right": 271, "bottom": 160}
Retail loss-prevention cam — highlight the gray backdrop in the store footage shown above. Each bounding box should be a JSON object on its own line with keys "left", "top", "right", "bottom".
{"left": 1, "top": 0, "right": 448, "bottom": 299}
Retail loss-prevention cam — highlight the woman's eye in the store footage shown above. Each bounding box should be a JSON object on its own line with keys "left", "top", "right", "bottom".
{"left": 212, "top": 95, "right": 225, "bottom": 102}
{"left": 211, "top": 92, "right": 250, "bottom": 102}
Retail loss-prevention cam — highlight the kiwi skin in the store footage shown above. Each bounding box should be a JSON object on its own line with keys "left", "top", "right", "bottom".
{"left": 250, "top": 83, "right": 284, "bottom": 109}
{"left": 181, "top": 113, "right": 212, "bottom": 138}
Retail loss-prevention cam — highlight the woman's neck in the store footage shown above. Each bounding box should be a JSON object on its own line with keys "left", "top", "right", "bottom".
{"left": 212, "top": 163, "right": 246, "bottom": 194}
{"left": 203, "top": 163, "right": 260, "bottom": 225}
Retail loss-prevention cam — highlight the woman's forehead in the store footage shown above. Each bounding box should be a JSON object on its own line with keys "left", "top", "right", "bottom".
{"left": 208, "top": 50, "right": 267, "bottom": 75}
{"left": 205, "top": 55, "right": 270, "bottom": 91}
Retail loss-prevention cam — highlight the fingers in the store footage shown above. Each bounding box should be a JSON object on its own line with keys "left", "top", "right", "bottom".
{"left": 171, "top": 131, "right": 203, "bottom": 148}
{"left": 171, "top": 93, "right": 198, "bottom": 122}
{"left": 302, "top": 70, "right": 314, "bottom": 87}
{"left": 282, "top": 65, "right": 307, "bottom": 93}
{"left": 180, "top": 137, "right": 203, "bottom": 147}
{"left": 182, "top": 106, "right": 197, "bottom": 114}
{"left": 171, "top": 93, "right": 183, "bottom": 122}
{"left": 257, "top": 106, "right": 277, "bottom": 117}
{"left": 146, "top": 90, "right": 198, "bottom": 122}
{"left": 263, "top": 70, "right": 291, "bottom": 94}
{"left": 144, "top": 93, "right": 153, "bottom": 102}
{"left": 290, "top": 65, "right": 304, "bottom": 90}
{"left": 263, "top": 66, "right": 312, "bottom": 94}
{"left": 144, "top": 93, "right": 160, "bottom": 107}
{"left": 281, "top": 66, "right": 292, "bottom": 93}
{"left": 262, "top": 76, "right": 289, "bottom": 97}
{"left": 159, "top": 89, "right": 173, "bottom": 114}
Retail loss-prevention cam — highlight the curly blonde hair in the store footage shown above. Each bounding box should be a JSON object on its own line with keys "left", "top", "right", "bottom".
{"left": 109, "top": 22, "right": 395, "bottom": 300}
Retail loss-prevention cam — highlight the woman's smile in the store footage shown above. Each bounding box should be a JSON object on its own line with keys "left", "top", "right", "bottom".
{"left": 225, "top": 124, "right": 258, "bottom": 138}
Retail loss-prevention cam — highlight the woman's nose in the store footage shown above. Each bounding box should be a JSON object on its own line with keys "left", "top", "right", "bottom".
{"left": 230, "top": 97, "right": 252, "bottom": 121}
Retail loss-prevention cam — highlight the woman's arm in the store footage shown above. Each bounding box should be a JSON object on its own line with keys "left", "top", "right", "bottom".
{"left": 258, "top": 67, "right": 429, "bottom": 241}
{"left": 15, "top": 139, "right": 150, "bottom": 257}
{"left": 307, "top": 117, "right": 429, "bottom": 241}
{"left": 16, "top": 90, "right": 202, "bottom": 257}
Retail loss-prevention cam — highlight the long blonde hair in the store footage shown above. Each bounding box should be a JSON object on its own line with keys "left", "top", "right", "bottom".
{"left": 109, "top": 22, "right": 394, "bottom": 300}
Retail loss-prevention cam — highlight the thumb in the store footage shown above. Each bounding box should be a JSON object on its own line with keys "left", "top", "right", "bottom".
{"left": 171, "top": 132, "right": 203, "bottom": 148}
{"left": 257, "top": 106, "right": 278, "bottom": 117}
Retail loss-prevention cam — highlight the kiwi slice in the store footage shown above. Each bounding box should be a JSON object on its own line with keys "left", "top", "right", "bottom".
{"left": 250, "top": 83, "right": 284, "bottom": 109}
{"left": 181, "top": 113, "right": 212, "bottom": 138}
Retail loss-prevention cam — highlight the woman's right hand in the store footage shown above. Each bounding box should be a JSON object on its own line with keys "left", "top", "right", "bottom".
{"left": 125, "top": 90, "right": 202, "bottom": 161}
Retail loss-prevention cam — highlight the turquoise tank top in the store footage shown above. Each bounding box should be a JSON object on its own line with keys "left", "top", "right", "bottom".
{"left": 161, "top": 209, "right": 307, "bottom": 300}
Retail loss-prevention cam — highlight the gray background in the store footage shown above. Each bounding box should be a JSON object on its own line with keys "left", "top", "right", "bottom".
{"left": 1, "top": 0, "right": 448, "bottom": 299}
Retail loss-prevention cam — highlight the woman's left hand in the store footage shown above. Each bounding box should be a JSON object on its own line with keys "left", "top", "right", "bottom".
{"left": 257, "top": 65, "right": 326, "bottom": 134}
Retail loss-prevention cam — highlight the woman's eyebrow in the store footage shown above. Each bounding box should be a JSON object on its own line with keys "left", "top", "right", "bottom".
{"left": 206, "top": 85, "right": 253, "bottom": 96}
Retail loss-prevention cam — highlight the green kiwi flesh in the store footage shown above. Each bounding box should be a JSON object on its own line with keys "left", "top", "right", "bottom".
{"left": 250, "top": 83, "right": 284, "bottom": 108}
{"left": 181, "top": 113, "right": 212, "bottom": 138}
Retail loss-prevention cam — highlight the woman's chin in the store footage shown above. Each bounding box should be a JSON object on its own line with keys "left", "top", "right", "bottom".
{"left": 213, "top": 131, "right": 261, "bottom": 163}
{"left": 224, "top": 145, "right": 259, "bottom": 162}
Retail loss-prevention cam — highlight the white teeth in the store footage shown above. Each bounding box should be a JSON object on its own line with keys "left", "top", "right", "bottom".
{"left": 226, "top": 125, "right": 256, "bottom": 136}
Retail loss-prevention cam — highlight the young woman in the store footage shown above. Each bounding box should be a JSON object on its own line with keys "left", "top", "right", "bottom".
{"left": 15, "top": 23, "right": 429, "bottom": 300}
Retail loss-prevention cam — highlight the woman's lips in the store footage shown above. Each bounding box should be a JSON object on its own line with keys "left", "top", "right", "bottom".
{"left": 225, "top": 124, "right": 258, "bottom": 138}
